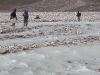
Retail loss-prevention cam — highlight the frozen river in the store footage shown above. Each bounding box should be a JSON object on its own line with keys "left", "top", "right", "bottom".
{"left": 0, "top": 22, "right": 100, "bottom": 75}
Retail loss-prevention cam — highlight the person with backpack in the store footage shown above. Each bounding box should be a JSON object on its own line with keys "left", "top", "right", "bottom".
{"left": 10, "top": 9, "right": 17, "bottom": 26}
{"left": 76, "top": 11, "right": 81, "bottom": 22}
{"left": 23, "top": 9, "right": 29, "bottom": 26}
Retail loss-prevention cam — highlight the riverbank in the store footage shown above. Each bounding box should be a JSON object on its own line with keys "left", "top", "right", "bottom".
{"left": 0, "top": 22, "right": 100, "bottom": 75}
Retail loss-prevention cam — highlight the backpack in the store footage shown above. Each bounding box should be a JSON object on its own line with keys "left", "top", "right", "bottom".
{"left": 23, "top": 10, "right": 29, "bottom": 19}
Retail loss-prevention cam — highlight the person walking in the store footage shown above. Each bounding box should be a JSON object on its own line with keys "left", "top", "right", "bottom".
{"left": 76, "top": 11, "right": 81, "bottom": 22}
{"left": 10, "top": 9, "right": 17, "bottom": 26}
{"left": 23, "top": 9, "right": 29, "bottom": 26}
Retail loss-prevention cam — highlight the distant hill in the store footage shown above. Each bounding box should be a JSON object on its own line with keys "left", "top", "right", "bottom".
{"left": 0, "top": 0, "right": 100, "bottom": 12}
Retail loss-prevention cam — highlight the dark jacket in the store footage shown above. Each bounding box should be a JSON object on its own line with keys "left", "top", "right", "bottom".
{"left": 10, "top": 9, "right": 17, "bottom": 19}
{"left": 76, "top": 12, "right": 81, "bottom": 17}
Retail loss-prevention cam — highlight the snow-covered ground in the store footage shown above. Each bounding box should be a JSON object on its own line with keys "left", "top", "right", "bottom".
{"left": 0, "top": 21, "right": 100, "bottom": 75}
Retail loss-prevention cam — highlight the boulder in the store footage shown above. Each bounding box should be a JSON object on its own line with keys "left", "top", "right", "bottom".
{"left": 34, "top": 15, "right": 40, "bottom": 19}
{"left": 0, "top": 49, "right": 9, "bottom": 54}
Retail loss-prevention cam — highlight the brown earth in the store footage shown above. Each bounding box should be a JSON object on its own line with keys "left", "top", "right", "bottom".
{"left": 0, "top": 0, "right": 100, "bottom": 12}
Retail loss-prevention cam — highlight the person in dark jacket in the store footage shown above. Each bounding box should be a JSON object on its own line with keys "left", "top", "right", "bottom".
{"left": 23, "top": 9, "right": 29, "bottom": 26}
{"left": 10, "top": 9, "right": 17, "bottom": 26}
{"left": 76, "top": 11, "right": 81, "bottom": 22}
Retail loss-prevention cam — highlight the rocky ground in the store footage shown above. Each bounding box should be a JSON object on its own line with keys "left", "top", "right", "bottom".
{"left": 0, "top": 21, "right": 100, "bottom": 75}
{"left": 0, "top": 12, "right": 100, "bottom": 23}
{"left": 0, "top": 12, "right": 100, "bottom": 75}
{"left": 0, "top": 21, "right": 100, "bottom": 54}
{"left": 0, "top": 12, "right": 100, "bottom": 53}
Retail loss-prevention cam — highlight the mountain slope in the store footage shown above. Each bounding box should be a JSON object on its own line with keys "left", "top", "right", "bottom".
{"left": 0, "top": 0, "right": 100, "bottom": 11}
